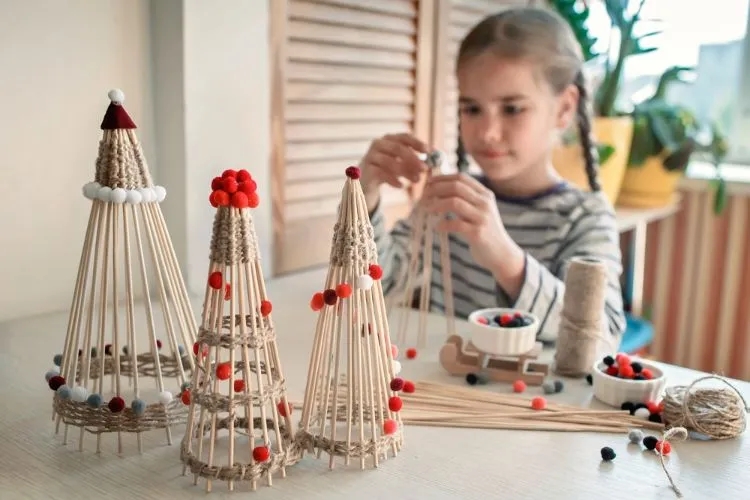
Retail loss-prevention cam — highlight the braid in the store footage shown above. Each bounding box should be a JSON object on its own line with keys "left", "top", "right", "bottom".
{"left": 573, "top": 70, "right": 601, "bottom": 192}
{"left": 456, "top": 120, "right": 469, "bottom": 173}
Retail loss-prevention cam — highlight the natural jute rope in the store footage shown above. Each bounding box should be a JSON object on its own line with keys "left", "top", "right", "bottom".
{"left": 553, "top": 257, "right": 609, "bottom": 377}
{"left": 209, "top": 207, "right": 258, "bottom": 265}
{"left": 95, "top": 129, "right": 154, "bottom": 189}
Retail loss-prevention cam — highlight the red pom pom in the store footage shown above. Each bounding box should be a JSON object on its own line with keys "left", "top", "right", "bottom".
{"left": 616, "top": 353, "right": 631, "bottom": 366}
{"left": 222, "top": 169, "right": 237, "bottom": 179}
{"left": 391, "top": 344, "right": 398, "bottom": 358}
{"left": 209, "top": 191, "right": 219, "bottom": 207}
{"left": 514, "top": 311, "right": 523, "bottom": 318}
{"left": 402, "top": 380, "right": 415, "bottom": 393}
{"left": 641, "top": 368, "right": 654, "bottom": 380}
{"left": 193, "top": 342, "right": 200, "bottom": 355}
{"left": 231, "top": 191, "right": 248, "bottom": 208}
{"left": 108, "top": 396, "right": 125, "bottom": 412}
{"left": 181, "top": 390, "right": 191, "bottom": 405}
{"left": 336, "top": 283, "right": 352, "bottom": 298}
{"left": 655, "top": 440, "right": 671, "bottom": 455}
{"left": 512, "top": 380, "right": 526, "bottom": 393}
{"left": 239, "top": 179, "right": 257, "bottom": 195}
{"left": 345, "top": 166, "right": 361, "bottom": 179}
{"left": 619, "top": 363, "right": 634, "bottom": 379}
{"left": 208, "top": 271, "right": 223, "bottom": 289}
{"left": 406, "top": 348, "right": 417, "bottom": 359}
{"left": 310, "top": 292, "right": 325, "bottom": 311}
{"left": 223, "top": 177, "right": 238, "bottom": 194}
{"left": 156, "top": 339, "right": 163, "bottom": 349}
{"left": 277, "top": 400, "right": 292, "bottom": 417}
{"left": 646, "top": 401, "right": 660, "bottom": 414}
{"left": 477, "top": 316, "right": 489, "bottom": 325}
{"left": 368, "top": 264, "right": 383, "bottom": 280}
{"left": 390, "top": 377, "right": 404, "bottom": 391}
{"left": 236, "top": 169, "right": 251, "bottom": 182}
{"left": 49, "top": 375, "right": 65, "bottom": 390}
{"left": 234, "top": 379, "right": 245, "bottom": 392}
{"left": 213, "top": 190, "right": 230, "bottom": 207}
{"left": 253, "top": 445, "right": 270, "bottom": 462}
{"left": 224, "top": 283, "right": 231, "bottom": 301}
{"left": 248, "top": 191, "right": 260, "bottom": 208}
{"left": 211, "top": 176, "right": 224, "bottom": 191}
{"left": 216, "top": 362, "right": 232, "bottom": 380}
{"left": 383, "top": 419, "right": 398, "bottom": 435}
{"left": 323, "top": 289, "right": 337, "bottom": 305}
{"left": 606, "top": 365, "right": 619, "bottom": 377}
{"left": 500, "top": 314, "right": 513, "bottom": 326}
{"left": 260, "top": 300, "right": 272, "bottom": 316}
{"left": 531, "top": 397, "right": 547, "bottom": 410}
{"left": 388, "top": 396, "right": 403, "bottom": 412}
{"left": 657, "top": 401, "right": 665, "bottom": 413}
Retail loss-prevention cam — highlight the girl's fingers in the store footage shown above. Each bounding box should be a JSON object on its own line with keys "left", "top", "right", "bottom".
{"left": 368, "top": 155, "right": 405, "bottom": 188}
{"left": 435, "top": 218, "right": 474, "bottom": 236}
{"left": 385, "top": 133, "right": 429, "bottom": 154}
{"left": 373, "top": 138, "right": 426, "bottom": 180}
{"left": 427, "top": 197, "right": 483, "bottom": 224}
{"left": 423, "top": 177, "right": 484, "bottom": 206}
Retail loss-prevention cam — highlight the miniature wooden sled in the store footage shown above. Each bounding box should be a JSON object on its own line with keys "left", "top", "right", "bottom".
{"left": 439, "top": 335, "right": 549, "bottom": 386}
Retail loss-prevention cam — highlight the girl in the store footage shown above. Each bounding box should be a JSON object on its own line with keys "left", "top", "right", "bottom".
{"left": 359, "top": 7, "right": 626, "bottom": 347}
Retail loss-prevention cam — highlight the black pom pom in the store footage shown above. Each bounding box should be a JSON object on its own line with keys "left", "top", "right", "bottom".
{"left": 554, "top": 380, "right": 564, "bottom": 393}
{"left": 648, "top": 413, "right": 663, "bottom": 423}
{"left": 631, "top": 362, "right": 643, "bottom": 373}
{"left": 621, "top": 402, "right": 635, "bottom": 413}
{"left": 466, "top": 373, "right": 478, "bottom": 385}
{"left": 585, "top": 373, "right": 593, "bottom": 385}
{"left": 634, "top": 375, "right": 646, "bottom": 380}
{"left": 634, "top": 402, "right": 648, "bottom": 411}
{"left": 600, "top": 447, "right": 616, "bottom": 461}
{"left": 643, "top": 436, "right": 658, "bottom": 450}
{"left": 603, "top": 355, "right": 615, "bottom": 367}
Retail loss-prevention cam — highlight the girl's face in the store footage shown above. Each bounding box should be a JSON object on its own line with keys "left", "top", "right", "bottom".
{"left": 456, "top": 52, "right": 576, "bottom": 183}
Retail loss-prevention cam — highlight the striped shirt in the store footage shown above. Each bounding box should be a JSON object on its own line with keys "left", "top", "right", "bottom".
{"left": 370, "top": 178, "right": 626, "bottom": 346}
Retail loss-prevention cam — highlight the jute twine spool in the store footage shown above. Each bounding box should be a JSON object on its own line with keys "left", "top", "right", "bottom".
{"left": 553, "top": 257, "right": 608, "bottom": 377}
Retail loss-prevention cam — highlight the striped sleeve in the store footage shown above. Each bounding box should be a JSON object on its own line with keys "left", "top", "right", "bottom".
{"left": 512, "top": 208, "right": 626, "bottom": 346}
{"left": 369, "top": 202, "right": 420, "bottom": 297}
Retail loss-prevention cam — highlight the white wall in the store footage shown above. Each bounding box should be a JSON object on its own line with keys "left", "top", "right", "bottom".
{"left": 0, "top": 0, "right": 272, "bottom": 322}
{"left": 0, "top": 0, "right": 154, "bottom": 322}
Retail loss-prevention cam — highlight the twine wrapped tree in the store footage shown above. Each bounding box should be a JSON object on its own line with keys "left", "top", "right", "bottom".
{"left": 296, "top": 166, "right": 407, "bottom": 470}
{"left": 45, "top": 89, "right": 198, "bottom": 455}
{"left": 180, "top": 170, "right": 300, "bottom": 492}
{"left": 390, "top": 151, "right": 456, "bottom": 349}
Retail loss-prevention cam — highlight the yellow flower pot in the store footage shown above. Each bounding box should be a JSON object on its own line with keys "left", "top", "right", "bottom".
{"left": 552, "top": 116, "right": 633, "bottom": 206}
{"left": 616, "top": 156, "right": 683, "bottom": 208}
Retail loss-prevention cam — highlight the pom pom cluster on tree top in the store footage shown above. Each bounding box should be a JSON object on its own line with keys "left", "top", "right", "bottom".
{"left": 209, "top": 169, "right": 259, "bottom": 209}
{"left": 309, "top": 265, "right": 383, "bottom": 312}
{"left": 599, "top": 353, "right": 656, "bottom": 381}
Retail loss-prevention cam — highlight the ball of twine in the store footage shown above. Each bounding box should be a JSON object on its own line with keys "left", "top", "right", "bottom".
{"left": 662, "top": 374, "right": 748, "bottom": 440}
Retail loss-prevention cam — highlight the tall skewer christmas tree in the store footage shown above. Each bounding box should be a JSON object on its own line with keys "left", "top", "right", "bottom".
{"left": 180, "top": 170, "right": 300, "bottom": 492}
{"left": 389, "top": 151, "right": 456, "bottom": 349}
{"left": 45, "top": 89, "right": 198, "bottom": 455}
{"left": 296, "top": 166, "right": 408, "bottom": 470}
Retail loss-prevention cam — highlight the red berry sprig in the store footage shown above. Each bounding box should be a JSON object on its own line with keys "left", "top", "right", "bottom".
{"left": 209, "top": 169, "right": 259, "bottom": 209}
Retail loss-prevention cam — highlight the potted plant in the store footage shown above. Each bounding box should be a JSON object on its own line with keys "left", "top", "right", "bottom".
{"left": 617, "top": 65, "right": 729, "bottom": 212}
{"left": 550, "top": 0, "right": 657, "bottom": 205}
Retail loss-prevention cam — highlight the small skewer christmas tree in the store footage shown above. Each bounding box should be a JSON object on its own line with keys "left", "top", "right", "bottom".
{"left": 46, "top": 89, "right": 197, "bottom": 455}
{"left": 180, "top": 170, "right": 300, "bottom": 492}
{"left": 296, "top": 166, "right": 407, "bottom": 470}
{"left": 390, "top": 151, "right": 457, "bottom": 350}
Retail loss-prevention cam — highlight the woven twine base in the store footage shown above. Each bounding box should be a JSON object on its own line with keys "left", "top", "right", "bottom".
{"left": 181, "top": 417, "right": 300, "bottom": 483}
{"left": 55, "top": 352, "right": 192, "bottom": 434}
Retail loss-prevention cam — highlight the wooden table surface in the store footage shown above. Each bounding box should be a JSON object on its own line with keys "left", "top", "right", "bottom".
{"left": 1, "top": 267, "right": 747, "bottom": 500}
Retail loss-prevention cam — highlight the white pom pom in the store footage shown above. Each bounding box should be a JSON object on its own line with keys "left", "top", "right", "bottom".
{"left": 71, "top": 386, "right": 89, "bottom": 403}
{"left": 153, "top": 185, "right": 167, "bottom": 202}
{"left": 159, "top": 391, "right": 174, "bottom": 404}
{"left": 82, "top": 182, "right": 100, "bottom": 199}
{"left": 108, "top": 88, "right": 125, "bottom": 104}
{"left": 97, "top": 186, "right": 112, "bottom": 202}
{"left": 634, "top": 407, "right": 650, "bottom": 419}
{"left": 110, "top": 187, "right": 127, "bottom": 204}
{"left": 357, "top": 274, "right": 374, "bottom": 290}
{"left": 138, "top": 187, "right": 154, "bottom": 203}
{"left": 126, "top": 189, "right": 142, "bottom": 204}
{"left": 392, "top": 360, "right": 402, "bottom": 375}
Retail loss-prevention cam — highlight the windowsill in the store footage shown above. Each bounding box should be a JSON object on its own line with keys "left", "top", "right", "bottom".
{"left": 685, "top": 160, "right": 750, "bottom": 183}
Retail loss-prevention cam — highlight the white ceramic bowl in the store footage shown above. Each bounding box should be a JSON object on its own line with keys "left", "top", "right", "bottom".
{"left": 592, "top": 358, "right": 667, "bottom": 407}
{"left": 467, "top": 308, "right": 539, "bottom": 356}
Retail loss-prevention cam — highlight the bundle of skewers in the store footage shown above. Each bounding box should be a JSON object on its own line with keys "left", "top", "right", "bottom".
{"left": 396, "top": 381, "right": 665, "bottom": 434}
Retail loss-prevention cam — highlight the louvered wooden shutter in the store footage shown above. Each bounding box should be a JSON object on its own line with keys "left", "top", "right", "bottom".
{"left": 271, "top": 0, "right": 435, "bottom": 275}
{"left": 432, "top": 0, "right": 532, "bottom": 171}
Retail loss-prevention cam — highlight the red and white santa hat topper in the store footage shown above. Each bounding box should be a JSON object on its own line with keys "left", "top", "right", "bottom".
{"left": 100, "top": 88, "right": 137, "bottom": 130}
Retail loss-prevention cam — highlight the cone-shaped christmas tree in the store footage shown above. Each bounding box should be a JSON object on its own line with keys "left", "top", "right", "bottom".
{"left": 389, "top": 150, "right": 456, "bottom": 349}
{"left": 296, "top": 166, "right": 406, "bottom": 470}
{"left": 180, "top": 170, "right": 300, "bottom": 492}
{"left": 45, "top": 89, "right": 198, "bottom": 455}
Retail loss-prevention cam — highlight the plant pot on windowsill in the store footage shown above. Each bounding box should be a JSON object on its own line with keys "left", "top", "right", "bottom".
{"left": 552, "top": 116, "right": 633, "bottom": 206}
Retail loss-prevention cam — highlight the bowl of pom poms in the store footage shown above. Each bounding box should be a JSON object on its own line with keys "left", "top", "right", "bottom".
{"left": 591, "top": 353, "right": 666, "bottom": 408}
{"left": 467, "top": 308, "right": 539, "bottom": 356}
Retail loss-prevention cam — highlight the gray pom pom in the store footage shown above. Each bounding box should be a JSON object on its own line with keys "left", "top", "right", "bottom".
{"left": 542, "top": 381, "right": 556, "bottom": 394}
{"left": 628, "top": 429, "right": 644, "bottom": 444}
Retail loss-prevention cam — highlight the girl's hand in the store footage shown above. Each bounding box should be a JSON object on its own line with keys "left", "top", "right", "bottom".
{"left": 359, "top": 133, "right": 429, "bottom": 212}
{"left": 422, "top": 174, "right": 526, "bottom": 296}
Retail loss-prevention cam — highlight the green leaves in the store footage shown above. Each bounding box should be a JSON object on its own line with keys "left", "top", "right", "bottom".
{"left": 597, "top": 143, "right": 616, "bottom": 166}
{"left": 550, "top": 0, "right": 599, "bottom": 62}
{"left": 712, "top": 177, "right": 728, "bottom": 215}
